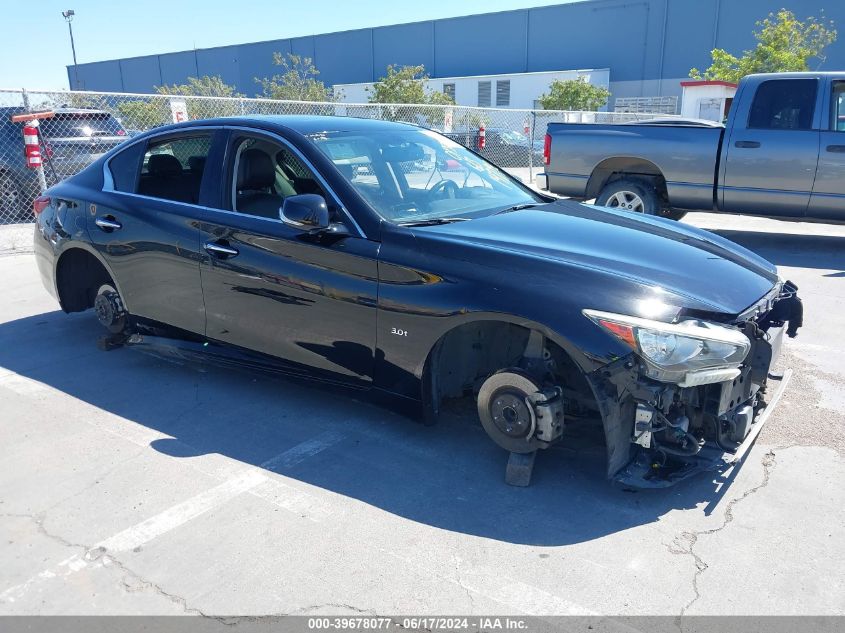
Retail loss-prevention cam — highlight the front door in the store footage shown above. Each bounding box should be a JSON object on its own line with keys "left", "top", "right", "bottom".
{"left": 196, "top": 130, "right": 379, "bottom": 385}
{"left": 721, "top": 78, "right": 820, "bottom": 217}
{"left": 88, "top": 130, "right": 223, "bottom": 334}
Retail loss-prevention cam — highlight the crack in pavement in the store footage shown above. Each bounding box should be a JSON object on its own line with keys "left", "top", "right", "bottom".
{"left": 1, "top": 512, "right": 89, "bottom": 551}
{"left": 665, "top": 449, "right": 777, "bottom": 623}
{"left": 2, "top": 515, "right": 378, "bottom": 621}
{"left": 452, "top": 555, "right": 478, "bottom": 613}
{"left": 0, "top": 513, "right": 211, "bottom": 617}
{"left": 287, "top": 603, "right": 379, "bottom": 616}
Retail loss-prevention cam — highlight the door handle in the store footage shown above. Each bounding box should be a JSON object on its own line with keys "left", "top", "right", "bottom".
{"left": 735, "top": 141, "right": 761, "bottom": 149}
{"left": 204, "top": 240, "right": 239, "bottom": 258}
{"left": 94, "top": 216, "right": 122, "bottom": 231}
{"left": 826, "top": 145, "right": 845, "bottom": 153}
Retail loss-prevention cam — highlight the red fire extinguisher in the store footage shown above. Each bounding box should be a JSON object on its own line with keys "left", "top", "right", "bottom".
{"left": 23, "top": 124, "right": 42, "bottom": 169}
{"left": 477, "top": 125, "right": 486, "bottom": 150}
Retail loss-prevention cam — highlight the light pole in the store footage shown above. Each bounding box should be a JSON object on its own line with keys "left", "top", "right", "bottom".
{"left": 62, "top": 10, "right": 79, "bottom": 89}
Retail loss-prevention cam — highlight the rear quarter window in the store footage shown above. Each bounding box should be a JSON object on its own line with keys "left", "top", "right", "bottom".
{"left": 108, "top": 142, "right": 144, "bottom": 193}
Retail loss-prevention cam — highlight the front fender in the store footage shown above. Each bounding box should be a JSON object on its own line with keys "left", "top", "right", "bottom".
{"left": 374, "top": 228, "right": 631, "bottom": 402}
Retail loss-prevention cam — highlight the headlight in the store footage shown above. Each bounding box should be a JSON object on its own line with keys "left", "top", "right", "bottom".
{"left": 583, "top": 309, "right": 750, "bottom": 384}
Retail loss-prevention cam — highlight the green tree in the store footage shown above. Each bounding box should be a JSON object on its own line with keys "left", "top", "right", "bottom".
{"left": 256, "top": 53, "right": 335, "bottom": 102}
{"left": 690, "top": 10, "right": 837, "bottom": 83}
{"left": 368, "top": 64, "right": 427, "bottom": 104}
{"left": 156, "top": 75, "right": 243, "bottom": 97}
{"left": 115, "top": 100, "right": 171, "bottom": 131}
{"left": 537, "top": 77, "right": 611, "bottom": 111}
{"left": 367, "top": 64, "right": 453, "bottom": 106}
{"left": 367, "top": 64, "right": 454, "bottom": 125}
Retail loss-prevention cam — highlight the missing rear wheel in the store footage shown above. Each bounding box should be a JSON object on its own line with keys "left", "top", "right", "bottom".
{"left": 94, "top": 284, "right": 127, "bottom": 334}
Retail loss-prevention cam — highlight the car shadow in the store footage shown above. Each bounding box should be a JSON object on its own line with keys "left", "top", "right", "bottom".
{"left": 707, "top": 228, "right": 845, "bottom": 271}
{"left": 1, "top": 309, "right": 746, "bottom": 546}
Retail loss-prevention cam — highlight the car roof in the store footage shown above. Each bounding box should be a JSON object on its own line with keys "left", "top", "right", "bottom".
{"left": 182, "top": 114, "right": 423, "bottom": 136}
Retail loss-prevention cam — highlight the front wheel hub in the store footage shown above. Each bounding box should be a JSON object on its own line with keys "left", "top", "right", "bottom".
{"left": 490, "top": 392, "right": 533, "bottom": 438}
{"left": 477, "top": 370, "right": 547, "bottom": 454}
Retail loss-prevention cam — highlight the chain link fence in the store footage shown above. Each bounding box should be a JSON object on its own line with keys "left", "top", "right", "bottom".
{"left": 0, "top": 88, "right": 666, "bottom": 252}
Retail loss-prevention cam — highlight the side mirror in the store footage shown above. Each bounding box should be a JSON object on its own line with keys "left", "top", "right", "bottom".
{"left": 280, "top": 194, "right": 329, "bottom": 232}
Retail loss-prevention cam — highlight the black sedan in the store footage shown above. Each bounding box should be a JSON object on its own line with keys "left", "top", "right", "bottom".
{"left": 32, "top": 115, "right": 802, "bottom": 487}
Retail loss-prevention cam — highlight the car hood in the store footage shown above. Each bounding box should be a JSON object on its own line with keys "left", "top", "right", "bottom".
{"left": 418, "top": 200, "right": 779, "bottom": 316}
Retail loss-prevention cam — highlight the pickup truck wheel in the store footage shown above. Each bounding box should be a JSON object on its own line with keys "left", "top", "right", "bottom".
{"left": 597, "top": 179, "right": 661, "bottom": 216}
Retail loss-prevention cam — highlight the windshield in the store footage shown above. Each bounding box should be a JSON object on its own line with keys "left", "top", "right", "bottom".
{"left": 498, "top": 130, "right": 528, "bottom": 144}
{"left": 41, "top": 112, "right": 126, "bottom": 139}
{"left": 310, "top": 128, "right": 542, "bottom": 223}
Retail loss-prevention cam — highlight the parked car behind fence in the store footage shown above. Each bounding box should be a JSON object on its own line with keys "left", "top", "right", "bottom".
{"left": 0, "top": 107, "right": 128, "bottom": 223}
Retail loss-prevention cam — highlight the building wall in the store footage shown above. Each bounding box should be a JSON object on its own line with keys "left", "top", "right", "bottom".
{"left": 336, "top": 69, "right": 611, "bottom": 109}
{"left": 68, "top": 0, "right": 845, "bottom": 101}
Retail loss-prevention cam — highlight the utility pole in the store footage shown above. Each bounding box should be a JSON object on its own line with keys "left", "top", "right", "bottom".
{"left": 62, "top": 10, "right": 79, "bottom": 90}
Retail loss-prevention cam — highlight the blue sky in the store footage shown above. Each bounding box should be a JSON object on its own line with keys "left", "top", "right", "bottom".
{"left": 3, "top": 0, "right": 577, "bottom": 90}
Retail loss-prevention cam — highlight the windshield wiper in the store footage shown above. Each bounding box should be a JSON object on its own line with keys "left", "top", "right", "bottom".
{"left": 397, "top": 217, "right": 470, "bottom": 227}
{"left": 493, "top": 203, "right": 543, "bottom": 215}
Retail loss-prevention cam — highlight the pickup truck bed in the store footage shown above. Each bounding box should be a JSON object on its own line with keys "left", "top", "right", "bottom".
{"left": 545, "top": 122, "right": 724, "bottom": 212}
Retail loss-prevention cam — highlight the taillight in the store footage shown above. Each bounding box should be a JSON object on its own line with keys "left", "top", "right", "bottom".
{"left": 543, "top": 133, "right": 551, "bottom": 165}
{"left": 33, "top": 195, "right": 50, "bottom": 216}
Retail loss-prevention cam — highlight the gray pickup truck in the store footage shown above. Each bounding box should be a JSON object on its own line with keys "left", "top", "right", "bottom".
{"left": 539, "top": 72, "right": 845, "bottom": 222}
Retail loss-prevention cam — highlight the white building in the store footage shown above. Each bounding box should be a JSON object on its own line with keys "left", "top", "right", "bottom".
{"left": 334, "top": 68, "right": 611, "bottom": 110}
{"left": 680, "top": 80, "right": 737, "bottom": 122}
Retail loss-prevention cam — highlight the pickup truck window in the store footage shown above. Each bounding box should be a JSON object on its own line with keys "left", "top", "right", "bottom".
{"left": 748, "top": 79, "right": 818, "bottom": 131}
{"left": 832, "top": 82, "right": 845, "bottom": 132}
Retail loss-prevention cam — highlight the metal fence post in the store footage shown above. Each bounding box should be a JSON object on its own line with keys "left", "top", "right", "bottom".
{"left": 528, "top": 110, "right": 536, "bottom": 184}
{"left": 20, "top": 89, "right": 48, "bottom": 194}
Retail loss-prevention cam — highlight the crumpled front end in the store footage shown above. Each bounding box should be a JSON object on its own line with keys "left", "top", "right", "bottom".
{"left": 586, "top": 281, "right": 803, "bottom": 488}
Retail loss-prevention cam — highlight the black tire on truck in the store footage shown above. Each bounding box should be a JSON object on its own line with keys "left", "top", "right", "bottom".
{"left": 596, "top": 178, "right": 686, "bottom": 221}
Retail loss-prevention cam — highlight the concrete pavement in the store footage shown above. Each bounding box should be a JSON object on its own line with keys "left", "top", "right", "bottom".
{"left": 0, "top": 213, "right": 843, "bottom": 616}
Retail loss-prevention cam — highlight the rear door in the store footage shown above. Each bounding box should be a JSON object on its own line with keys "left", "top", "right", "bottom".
{"left": 195, "top": 128, "right": 379, "bottom": 385}
{"left": 90, "top": 129, "right": 223, "bottom": 334}
{"left": 721, "top": 78, "right": 821, "bottom": 217}
{"left": 808, "top": 80, "right": 845, "bottom": 221}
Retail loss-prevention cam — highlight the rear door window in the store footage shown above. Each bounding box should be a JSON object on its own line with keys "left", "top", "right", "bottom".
{"left": 137, "top": 135, "right": 213, "bottom": 204}
{"left": 748, "top": 79, "right": 818, "bottom": 131}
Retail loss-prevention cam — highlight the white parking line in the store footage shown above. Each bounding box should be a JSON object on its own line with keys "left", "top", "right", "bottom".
{"left": 0, "top": 432, "right": 346, "bottom": 604}
{"left": 0, "top": 372, "right": 343, "bottom": 521}
{"left": 261, "top": 430, "right": 346, "bottom": 471}
{"left": 97, "top": 469, "right": 268, "bottom": 553}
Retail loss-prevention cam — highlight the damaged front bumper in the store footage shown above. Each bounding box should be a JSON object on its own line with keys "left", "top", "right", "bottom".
{"left": 588, "top": 284, "right": 799, "bottom": 489}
